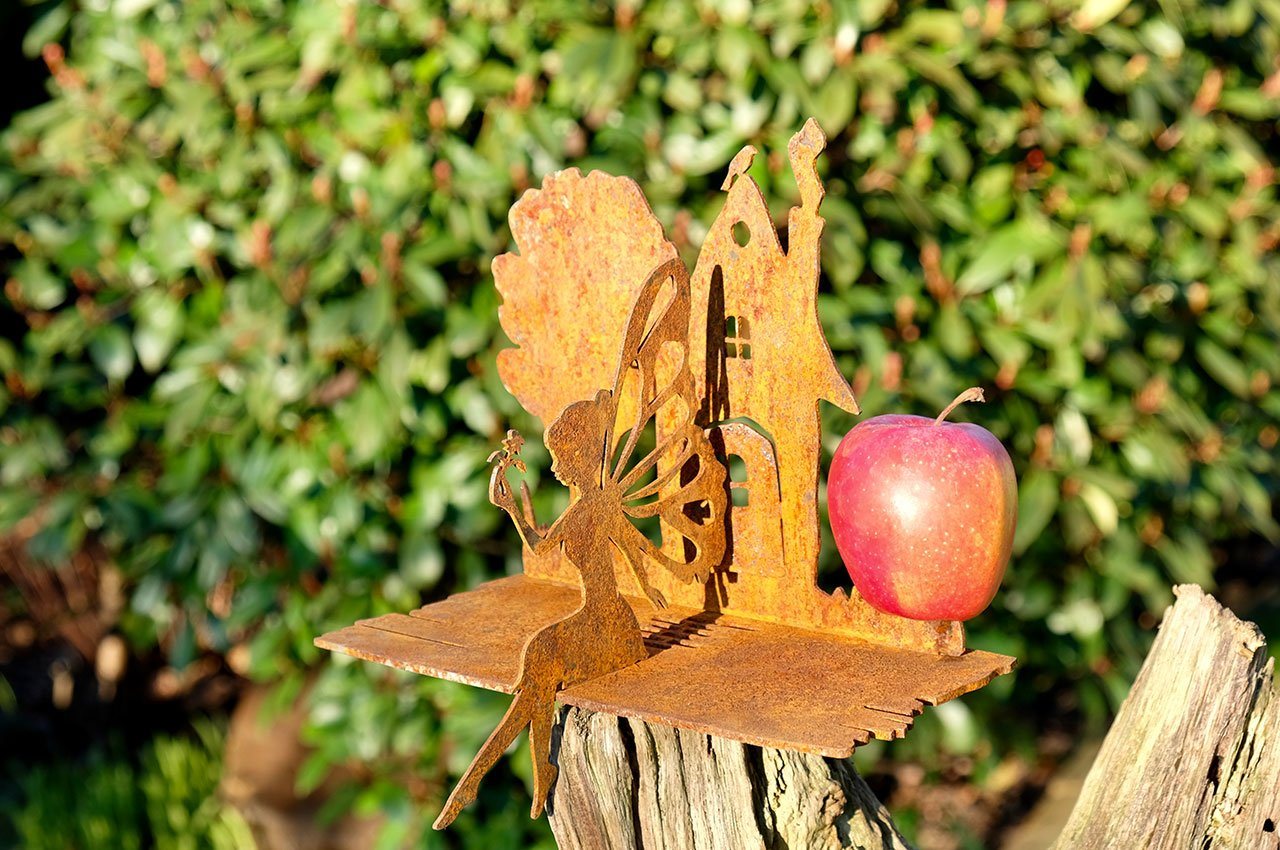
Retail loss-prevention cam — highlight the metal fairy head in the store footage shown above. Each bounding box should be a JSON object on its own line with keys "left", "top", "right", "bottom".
{"left": 545, "top": 389, "right": 611, "bottom": 488}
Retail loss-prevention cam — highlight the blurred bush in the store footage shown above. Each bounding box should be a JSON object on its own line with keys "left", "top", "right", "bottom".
{"left": 2, "top": 722, "right": 253, "bottom": 850}
{"left": 1, "top": 0, "right": 1277, "bottom": 843}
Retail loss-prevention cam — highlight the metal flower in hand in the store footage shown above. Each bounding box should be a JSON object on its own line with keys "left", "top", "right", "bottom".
{"left": 488, "top": 429, "right": 527, "bottom": 473}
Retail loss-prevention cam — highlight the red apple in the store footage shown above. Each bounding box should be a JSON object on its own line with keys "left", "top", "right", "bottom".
{"left": 827, "top": 388, "right": 1017, "bottom": 621}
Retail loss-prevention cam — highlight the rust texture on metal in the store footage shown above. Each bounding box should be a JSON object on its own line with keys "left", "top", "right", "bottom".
{"left": 315, "top": 118, "right": 1017, "bottom": 829}
{"left": 493, "top": 168, "right": 678, "bottom": 426}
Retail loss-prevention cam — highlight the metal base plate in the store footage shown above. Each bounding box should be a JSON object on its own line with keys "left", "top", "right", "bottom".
{"left": 315, "top": 574, "right": 1015, "bottom": 757}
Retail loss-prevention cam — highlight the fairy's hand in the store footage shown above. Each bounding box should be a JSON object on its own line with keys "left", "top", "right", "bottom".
{"left": 643, "top": 584, "right": 668, "bottom": 610}
{"left": 633, "top": 568, "right": 668, "bottom": 609}
{"left": 489, "top": 464, "right": 517, "bottom": 514}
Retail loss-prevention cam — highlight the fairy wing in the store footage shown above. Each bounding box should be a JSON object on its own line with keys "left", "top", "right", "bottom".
{"left": 603, "top": 258, "right": 727, "bottom": 584}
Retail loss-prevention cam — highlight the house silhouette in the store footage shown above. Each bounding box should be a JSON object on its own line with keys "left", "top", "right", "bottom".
{"left": 685, "top": 120, "right": 859, "bottom": 609}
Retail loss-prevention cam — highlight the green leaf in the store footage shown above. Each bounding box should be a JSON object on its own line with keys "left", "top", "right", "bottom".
{"left": 957, "top": 219, "right": 1064, "bottom": 295}
{"left": 399, "top": 532, "right": 444, "bottom": 590}
{"left": 21, "top": 5, "right": 71, "bottom": 58}
{"left": 89, "top": 325, "right": 135, "bottom": 383}
{"left": 1078, "top": 481, "right": 1119, "bottom": 535}
{"left": 133, "top": 292, "right": 184, "bottom": 373}
{"left": 1014, "top": 470, "right": 1058, "bottom": 554}
{"left": 1072, "top": 0, "right": 1132, "bottom": 30}
{"left": 1196, "top": 339, "right": 1250, "bottom": 398}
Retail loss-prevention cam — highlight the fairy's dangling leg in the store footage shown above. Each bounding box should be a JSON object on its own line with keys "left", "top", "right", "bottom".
{"left": 528, "top": 701, "right": 557, "bottom": 818}
{"left": 434, "top": 688, "right": 537, "bottom": 830}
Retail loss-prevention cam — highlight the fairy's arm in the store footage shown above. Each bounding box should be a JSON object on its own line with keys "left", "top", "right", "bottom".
{"left": 612, "top": 528, "right": 668, "bottom": 610}
{"left": 490, "top": 466, "right": 548, "bottom": 551}
{"left": 519, "top": 482, "right": 542, "bottom": 534}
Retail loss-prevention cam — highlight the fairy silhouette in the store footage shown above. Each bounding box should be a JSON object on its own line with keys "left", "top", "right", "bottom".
{"left": 433, "top": 257, "right": 728, "bottom": 829}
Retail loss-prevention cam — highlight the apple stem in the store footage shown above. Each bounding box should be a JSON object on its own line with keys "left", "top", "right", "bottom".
{"left": 934, "top": 387, "right": 986, "bottom": 425}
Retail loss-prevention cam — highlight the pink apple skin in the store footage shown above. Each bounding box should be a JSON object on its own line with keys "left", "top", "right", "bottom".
{"left": 828, "top": 413, "right": 1017, "bottom": 621}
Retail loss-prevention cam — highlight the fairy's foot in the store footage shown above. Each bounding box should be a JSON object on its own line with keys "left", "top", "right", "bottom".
{"left": 529, "top": 699, "right": 559, "bottom": 817}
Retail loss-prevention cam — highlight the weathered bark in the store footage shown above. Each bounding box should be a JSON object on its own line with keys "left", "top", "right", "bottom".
{"left": 1054, "top": 584, "right": 1280, "bottom": 850}
{"left": 547, "top": 706, "right": 913, "bottom": 850}
{"left": 546, "top": 585, "right": 1280, "bottom": 850}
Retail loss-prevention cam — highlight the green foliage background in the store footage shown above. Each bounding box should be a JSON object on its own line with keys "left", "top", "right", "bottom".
{"left": 3, "top": 722, "right": 253, "bottom": 850}
{"left": 2, "top": 0, "right": 1278, "bottom": 844}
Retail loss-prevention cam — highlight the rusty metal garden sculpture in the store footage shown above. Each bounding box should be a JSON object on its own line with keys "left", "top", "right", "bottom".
{"left": 317, "top": 119, "right": 1016, "bottom": 829}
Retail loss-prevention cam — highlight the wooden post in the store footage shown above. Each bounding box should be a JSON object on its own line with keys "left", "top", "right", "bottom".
{"left": 1053, "top": 585, "right": 1279, "bottom": 849}
{"left": 547, "top": 707, "right": 913, "bottom": 850}
{"left": 546, "top": 585, "right": 1280, "bottom": 850}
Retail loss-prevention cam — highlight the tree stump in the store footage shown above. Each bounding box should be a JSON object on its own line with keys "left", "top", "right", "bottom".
{"left": 546, "top": 707, "right": 912, "bottom": 850}
{"left": 545, "top": 585, "right": 1280, "bottom": 850}
{"left": 1053, "top": 585, "right": 1279, "bottom": 849}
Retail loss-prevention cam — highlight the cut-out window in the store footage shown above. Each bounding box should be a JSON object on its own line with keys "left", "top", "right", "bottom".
{"left": 724, "top": 315, "right": 751, "bottom": 360}
{"left": 728, "top": 454, "right": 749, "bottom": 507}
